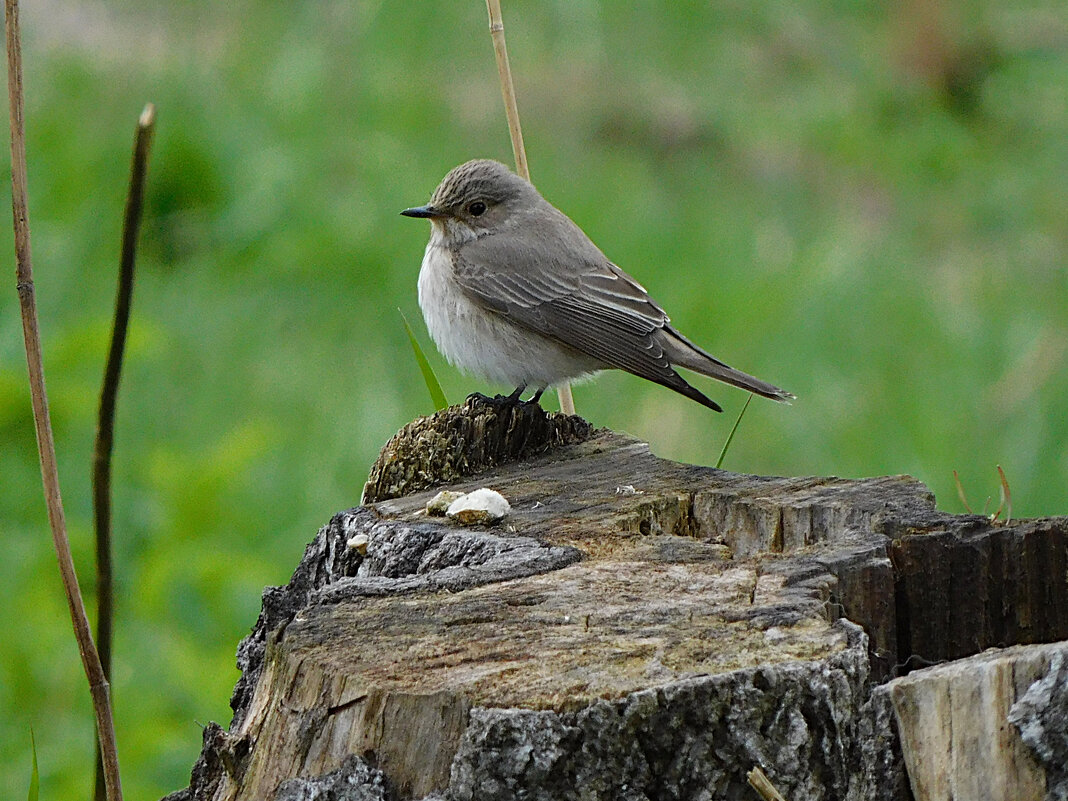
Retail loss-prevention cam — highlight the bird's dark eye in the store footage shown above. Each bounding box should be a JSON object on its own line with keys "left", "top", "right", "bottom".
{"left": 468, "top": 201, "right": 487, "bottom": 216}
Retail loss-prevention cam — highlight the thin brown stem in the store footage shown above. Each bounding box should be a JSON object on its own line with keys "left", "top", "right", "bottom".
{"left": 92, "top": 102, "right": 155, "bottom": 801}
{"left": 3, "top": 1, "right": 124, "bottom": 799}
{"left": 746, "top": 766, "right": 789, "bottom": 801}
{"left": 484, "top": 0, "right": 576, "bottom": 414}
{"left": 996, "top": 464, "right": 1012, "bottom": 525}
{"left": 952, "top": 469, "right": 973, "bottom": 514}
{"left": 485, "top": 0, "right": 528, "bottom": 181}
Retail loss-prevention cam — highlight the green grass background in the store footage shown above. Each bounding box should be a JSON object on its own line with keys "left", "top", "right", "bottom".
{"left": 1, "top": 1, "right": 1065, "bottom": 797}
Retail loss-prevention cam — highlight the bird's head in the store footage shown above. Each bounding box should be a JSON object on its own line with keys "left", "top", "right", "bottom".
{"left": 401, "top": 159, "right": 537, "bottom": 240}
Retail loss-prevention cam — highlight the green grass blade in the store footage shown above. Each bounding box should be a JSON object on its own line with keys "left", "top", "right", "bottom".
{"left": 400, "top": 309, "right": 448, "bottom": 411}
{"left": 715, "top": 393, "right": 753, "bottom": 469}
{"left": 28, "top": 729, "right": 39, "bottom": 801}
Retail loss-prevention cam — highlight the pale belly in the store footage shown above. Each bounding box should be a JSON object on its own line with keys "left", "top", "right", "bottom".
{"left": 416, "top": 240, "right": 603, "bottom": 390}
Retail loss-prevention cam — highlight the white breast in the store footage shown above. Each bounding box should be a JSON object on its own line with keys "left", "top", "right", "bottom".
{"left": 416, "top": 226, "right": 603, "bottom": 390}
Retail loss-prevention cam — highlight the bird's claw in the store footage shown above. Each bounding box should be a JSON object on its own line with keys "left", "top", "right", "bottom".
{"left": 466, "top": 388, "right": 544, "bottom": 410}
{"left": 466, "top": 391, "right": 519, "bottom": 409}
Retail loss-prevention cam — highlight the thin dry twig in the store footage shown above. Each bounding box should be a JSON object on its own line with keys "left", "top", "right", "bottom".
{"left": 996, "top": 464, "right": 1012, "bottom": 524}
{"left": 746, "top": 765, "right": 789, "bottom": 801}
{"left": 4, "top": 1, "right": 124, "bottom": 799}
{"left": 953, "top": 465, "right": 1014, "bottom": 524}
{"left": 92, "top": 102, "right": 155, "bottom": 801}
{"left": 484, "top": 0, "right": 576, "bottom": 415}
{"left": 952, "top": 469, "right": 973, "bottom": 514}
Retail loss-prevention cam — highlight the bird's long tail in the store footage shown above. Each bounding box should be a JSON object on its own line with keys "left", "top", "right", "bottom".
{"left": 659, "top": 327, "right": 795, "bottom": 403}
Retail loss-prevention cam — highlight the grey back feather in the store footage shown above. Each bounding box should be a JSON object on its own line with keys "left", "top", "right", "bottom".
{"left": 452, "top": 201, "right": 694, "bottom": 393}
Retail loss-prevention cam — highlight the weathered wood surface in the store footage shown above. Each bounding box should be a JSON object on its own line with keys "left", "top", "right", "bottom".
{"left": 163, "top": 399, "right": 1068, "bottom": 801}
{"left": 887, "top": 641, "right": 1068, "bottom": 801}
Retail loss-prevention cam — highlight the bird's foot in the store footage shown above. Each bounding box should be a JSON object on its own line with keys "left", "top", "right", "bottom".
{"left": 466, "top": 390, "right": 522, "bottom": 410}
{"left": 466, "top": 386, "right": 545, "bottom": 410}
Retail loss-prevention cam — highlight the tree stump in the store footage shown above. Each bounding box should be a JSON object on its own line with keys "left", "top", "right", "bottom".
{"left": 163, "top": 399, "right": 1068, "bottom": 801}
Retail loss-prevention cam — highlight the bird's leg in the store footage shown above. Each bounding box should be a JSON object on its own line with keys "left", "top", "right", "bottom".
{"left": 523, "top": 387, "right": 546, "bottom": 406}
{"left": 467, "top": 385, "right": 526, "bottom": 409}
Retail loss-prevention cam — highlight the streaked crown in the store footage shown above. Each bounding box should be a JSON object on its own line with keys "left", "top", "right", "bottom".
{"left": 430, "top": 159, "right": 533, "bottom": 212}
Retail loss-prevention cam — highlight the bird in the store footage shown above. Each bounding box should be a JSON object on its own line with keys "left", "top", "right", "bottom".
{"left": 401, "top": 159, "right": 794, "bottom": 413}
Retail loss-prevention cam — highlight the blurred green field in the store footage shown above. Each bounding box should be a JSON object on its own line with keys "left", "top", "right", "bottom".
{"left": 0, "top": 1, "right": 1065, "bottom": 798}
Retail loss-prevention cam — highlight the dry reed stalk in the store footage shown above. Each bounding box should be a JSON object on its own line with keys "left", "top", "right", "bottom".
{"left": 4, "top": 1, "right": 124, "bottom": 798}
{"left": 484, "top": 0, "right": 576, "bottom": 415}
{"left": 91, "top": 102, "right": 155, "bottom": 801}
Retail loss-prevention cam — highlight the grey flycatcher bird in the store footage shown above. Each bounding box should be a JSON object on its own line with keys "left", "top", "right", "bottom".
{"left": 401, "top": 159, "right": 794, "bottom": 412}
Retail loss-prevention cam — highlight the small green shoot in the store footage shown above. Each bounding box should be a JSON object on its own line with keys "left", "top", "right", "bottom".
{"left": 28, "top": 729, "right": 39, "bottom": 801}
{"left": 715, "top": 393, "right": 753, "bottom": 469}
{"left": 953, "top": 465, "right": 1013, "bottom": 524}
{"left": 400, "top": 309, "right": 448, "bottom": 411}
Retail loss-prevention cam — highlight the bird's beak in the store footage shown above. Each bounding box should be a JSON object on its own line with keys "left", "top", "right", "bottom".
{"left": 400, "top": 204, "right": 442, "bottom": 219}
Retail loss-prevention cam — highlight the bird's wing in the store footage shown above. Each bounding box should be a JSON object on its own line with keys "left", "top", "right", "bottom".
{"left": 451, "top": 207, "right": 699, "bottom": 394}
